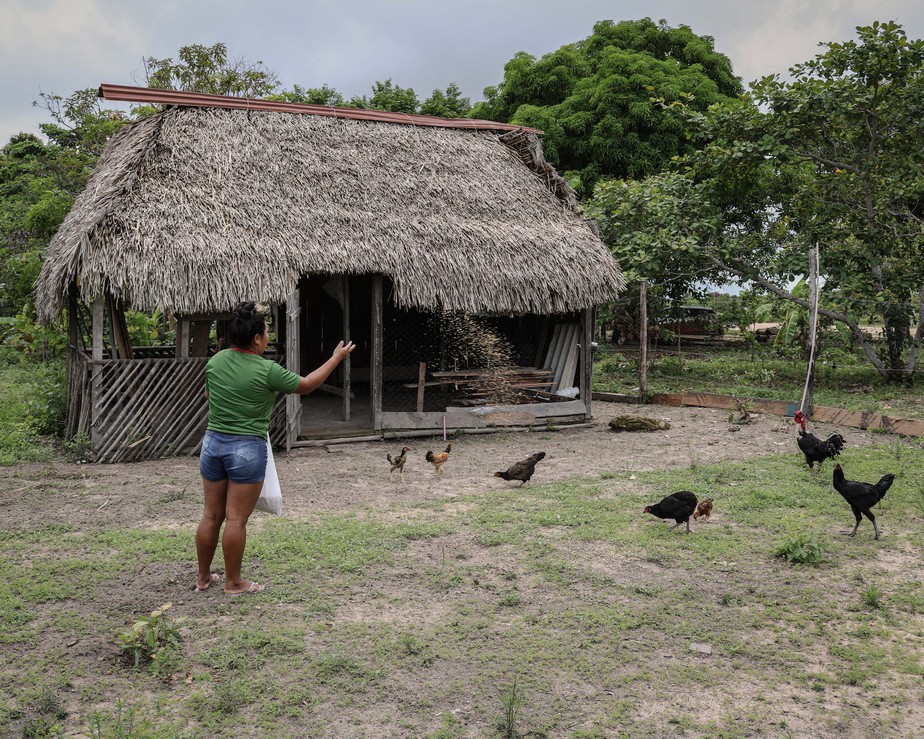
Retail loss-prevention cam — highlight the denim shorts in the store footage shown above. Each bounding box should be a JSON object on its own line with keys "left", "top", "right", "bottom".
{"left": 199, "top": 430, "right": 268, "bottom": 484}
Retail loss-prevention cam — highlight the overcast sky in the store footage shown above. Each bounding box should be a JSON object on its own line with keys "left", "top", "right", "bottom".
{"left": 2, "top": 0, "right": 922, "bottom": 144}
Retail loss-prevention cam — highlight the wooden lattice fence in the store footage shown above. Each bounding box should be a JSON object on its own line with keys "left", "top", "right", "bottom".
{"left": 68, "top": 349, "right": 287, "bottom": 463}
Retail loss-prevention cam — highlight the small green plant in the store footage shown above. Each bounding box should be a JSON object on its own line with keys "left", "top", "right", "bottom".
{"left": 89, "top": 699, "right": 139, "bottom": 738}
{"left": 64, "top": 431, "right": 92, "bottom": 463}
{"left": 401, "top": 633, "right": 424, "bottom": 655}
{"left": 116, "top": 602, "right": 185, "bottom": 676}
{"left": 862, "top": 584, "right": 883, "bottom": 609}
{"left": 774, "top": 532, "right": 825, "bottom": 565}
{"left": 497, "top": 673, "right": 525, "bottom": 738}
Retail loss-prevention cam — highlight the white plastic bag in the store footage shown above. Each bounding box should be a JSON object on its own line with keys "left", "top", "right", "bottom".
{"left": 255, "top": 434, "right": 282, "bottom": 515}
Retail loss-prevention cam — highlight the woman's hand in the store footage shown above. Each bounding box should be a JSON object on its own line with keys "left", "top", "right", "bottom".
{"left": 332, "top": 341, "right": 356, "bottom": 362}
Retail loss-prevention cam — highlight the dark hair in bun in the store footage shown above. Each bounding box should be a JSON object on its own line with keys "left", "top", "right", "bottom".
{"left": 229, "top": 302, "right": 266, "bottom": 348}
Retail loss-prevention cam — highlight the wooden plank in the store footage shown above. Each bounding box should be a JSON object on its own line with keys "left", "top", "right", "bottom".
{"left": 641, "top": 392, "right": 924, "bottom": 438}
{"left": 416, "top": 361, "right": 427, "bottom": 413}
{"left": 559, "top": 326, "right": 580, "bottom": 391}
{"left": 592, "top": 391, "right": 643, "bottom": 405}
{"left": 468, "top": 398, "right": 586, "bottom": 418}
{"left": 546, "top": 323, "right": 566, "bottom": 387}
{"left": 649, "top": 392, "right": 795, "bottom": 416}
{"left": 382, "top": 411, "right": 484, "bottom": 431}
{"left": 534, "top": 316, "right": 550, "bottom": 369}
{"left": 812, "top": 406, "right": 924, "bottom": 436}
{"left": 479, "top": 411, "right": 537, "bottom": 425}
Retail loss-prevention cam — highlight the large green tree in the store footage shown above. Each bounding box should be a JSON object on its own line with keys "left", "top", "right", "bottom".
{"left": 589, "top": 21, "right": 924, "bottom": 382}
{"left": 141, "top": 42, "right": 279, "bottom": 98}
{"left": 2, "top": 43, "right": 283, "bottom": 326}
{"left": 472, "top": 18, "right": 743, "bottom": 194}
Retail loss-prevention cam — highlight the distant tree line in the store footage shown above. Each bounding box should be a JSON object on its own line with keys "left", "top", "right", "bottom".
{"left": 2, "top": 23, "right": 922, "bottom": 381}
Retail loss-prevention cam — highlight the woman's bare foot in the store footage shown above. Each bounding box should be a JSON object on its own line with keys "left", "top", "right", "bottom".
{"left": 195, "top": 573, "right": 221, "bottom": 591}
{"left": 224, "top": 580, "right": 265, "bottom": 596}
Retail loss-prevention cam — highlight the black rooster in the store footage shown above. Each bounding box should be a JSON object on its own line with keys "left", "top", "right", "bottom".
{"left": 794, "top": 410, "right": 845, "bottom": 474}
{"left": 494, "top": 452, "right": 546, "bottom": 486}
{"left": 644, "top": 491, "right": 698, "bottom": 533}
{"left": 832, "top": 463, "right": 895, "bottom": 540}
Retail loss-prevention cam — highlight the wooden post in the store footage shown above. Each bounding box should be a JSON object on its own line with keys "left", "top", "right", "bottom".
{"left": 90, "top": 297, "right": 105, "bottom": 449}
{"left": 285, "top": 290, "right": 301, "bottom": 451}
{"left": 580, "top": 307, "right": 594, "bottom": 419}
{"left": 639, "top": 281, "right": 648, "bottom": 399}
{"left": 416, "top": 362, "right": 427, "bottom": 413}
{"left": 371, "top": 276, "right": 383, "bottom": 431}
{"left": 175, "top": 318, "right": 190, "bottom": 358}
{"left": 190, "top": 320, "right": 211, "bottom": 357}
{"left": 342, "top": 277, "right": 351, "bottom": 422}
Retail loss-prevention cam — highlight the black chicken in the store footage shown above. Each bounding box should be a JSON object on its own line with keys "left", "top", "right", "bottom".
{"left": 644, "top": 491, "right": 698, "bottom": 533}
{"left": 494, "top": 452, "right": 546, "bottom": 486}
{"left": 794, "top": 410, "right": 845, "bottom": 473}
{"left": 832, "top": 463, "right": 895, "bottom": 540}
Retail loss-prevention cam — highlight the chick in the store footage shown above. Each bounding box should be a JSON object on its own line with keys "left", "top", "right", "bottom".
{"left": 692, "top": 497, "right": 714, "bottom": 522}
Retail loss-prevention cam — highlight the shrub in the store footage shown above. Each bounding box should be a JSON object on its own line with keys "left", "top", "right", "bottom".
{"left": 775, "top": 532, "right": 825, "bottom": 565}
{"left": 117, "top": 603, "right": 185, "bottom": 677}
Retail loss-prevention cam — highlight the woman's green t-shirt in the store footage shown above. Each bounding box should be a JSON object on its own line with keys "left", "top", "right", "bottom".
{"left": 204, "top": 349, "right": 300, "bottom": 437}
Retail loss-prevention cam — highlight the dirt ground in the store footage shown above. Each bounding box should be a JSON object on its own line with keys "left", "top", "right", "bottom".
{"left": 5, "top": 404, "right": 877, "bottom": 532}
{"left": 4, "top": 403, "right": 921, "bottom": 738}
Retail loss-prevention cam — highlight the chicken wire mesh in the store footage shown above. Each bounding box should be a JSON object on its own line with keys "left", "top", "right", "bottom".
{"left": 381, "top": 304, "right": 577, "bottom": 412}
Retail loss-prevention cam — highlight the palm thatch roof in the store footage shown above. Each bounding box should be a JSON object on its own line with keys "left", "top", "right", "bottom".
{"left": 37, "top": 99, "right": 624, "bottom": 322}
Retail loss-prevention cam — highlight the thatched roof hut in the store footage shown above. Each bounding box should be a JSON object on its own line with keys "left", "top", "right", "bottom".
{"left": 38, "top": 86, "right": 625, "bottom": 461}
{"left": 37, "top": 86, "right": 623, "bottom": 322}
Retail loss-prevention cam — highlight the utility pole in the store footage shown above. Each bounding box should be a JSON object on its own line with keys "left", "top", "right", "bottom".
{"left": 801, "top": 244, "right": 820, "bottom": 417}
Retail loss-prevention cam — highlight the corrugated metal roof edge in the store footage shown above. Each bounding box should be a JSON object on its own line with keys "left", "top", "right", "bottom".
{"left": 98, "top": 84, "right": 542, "bottom": 134}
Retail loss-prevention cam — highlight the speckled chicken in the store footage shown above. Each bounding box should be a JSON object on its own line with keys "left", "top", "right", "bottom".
{"left": 386, "top": 446, "right": 411, "bottom": 477}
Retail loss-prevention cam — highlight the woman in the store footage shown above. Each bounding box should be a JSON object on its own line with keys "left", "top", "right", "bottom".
{"left": 196, "top": 302, "right": 355, "bottom": 595}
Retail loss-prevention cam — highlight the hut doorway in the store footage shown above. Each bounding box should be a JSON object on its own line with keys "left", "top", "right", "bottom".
{"left": 297, "top": 274, "right": 373, "bottom": 437}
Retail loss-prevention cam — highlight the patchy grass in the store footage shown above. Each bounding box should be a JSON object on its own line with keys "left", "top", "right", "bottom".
{"left": 0, "top": 444, "right": 921, "bottom": 737}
